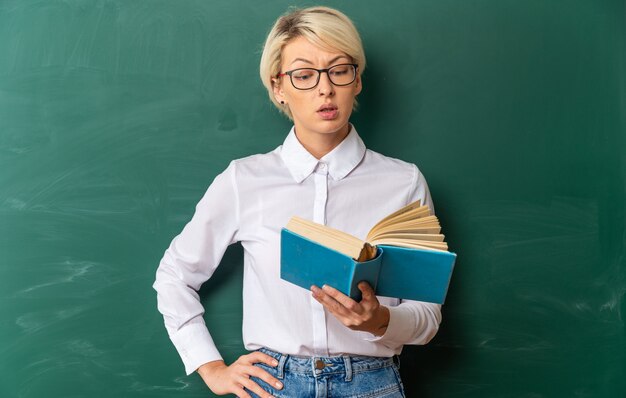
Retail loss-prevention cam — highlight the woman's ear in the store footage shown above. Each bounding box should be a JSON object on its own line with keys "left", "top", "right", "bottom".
{"left": 354, "top": 74, "right": 363, "bottom": 96}
{"left": 273, "top": 78, "right": 286, "bottom": 104}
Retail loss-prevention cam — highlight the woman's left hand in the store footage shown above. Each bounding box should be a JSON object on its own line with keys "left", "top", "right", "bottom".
{"left": 311, "top": 282, "right": 390, "bottom": 336}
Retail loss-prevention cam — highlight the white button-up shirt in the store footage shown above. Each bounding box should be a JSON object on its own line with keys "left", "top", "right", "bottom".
{"left": 153, "top": 126, "right": 442, "bottom": 375}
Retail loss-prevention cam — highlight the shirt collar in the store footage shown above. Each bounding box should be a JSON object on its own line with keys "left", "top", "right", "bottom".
{"left": 280, "top": 125, "right": 366, "bottom": 183}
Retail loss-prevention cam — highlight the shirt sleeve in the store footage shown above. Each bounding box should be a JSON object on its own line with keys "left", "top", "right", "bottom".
{"left": 365, "top": 164, "right": 443, "bottom": 349}
{"left": 152, "top": 161, "right": 240, "bottom": 375}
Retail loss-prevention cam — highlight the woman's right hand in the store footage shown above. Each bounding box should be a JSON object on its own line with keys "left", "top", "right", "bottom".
{"left": 197, "top": 352, "right": 284, "bottom": 398}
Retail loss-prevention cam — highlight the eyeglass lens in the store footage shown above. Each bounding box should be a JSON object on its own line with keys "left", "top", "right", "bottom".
{"left": 290, "top": 64, "right": 356, "bottom": 89}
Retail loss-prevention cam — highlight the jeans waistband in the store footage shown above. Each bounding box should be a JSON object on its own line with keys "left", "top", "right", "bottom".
{"left": 257, "top": 347, "right": 400, "bottom": 381}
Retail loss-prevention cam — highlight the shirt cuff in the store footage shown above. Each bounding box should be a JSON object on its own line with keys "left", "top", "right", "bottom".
{"left": 363, "top": 305, "right": 414, "bottom": 347}
{"left": 169, "top": 322, "right": 223, "bottom": 375}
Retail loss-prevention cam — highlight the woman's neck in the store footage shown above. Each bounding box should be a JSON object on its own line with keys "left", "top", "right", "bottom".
{"left": 294, "top": 124, "right": 351, "bottom": 159}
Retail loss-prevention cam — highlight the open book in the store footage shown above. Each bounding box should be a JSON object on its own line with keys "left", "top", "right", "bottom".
{"left": 280, "top": 200, "right": 456, "bottom": 303}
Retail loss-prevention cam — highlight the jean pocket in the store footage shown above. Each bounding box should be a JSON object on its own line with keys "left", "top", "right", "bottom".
{"left": 390, "top": 364, "right": 406, "bottom": 397}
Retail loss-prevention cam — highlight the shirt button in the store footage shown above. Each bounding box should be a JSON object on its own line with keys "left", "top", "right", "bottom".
{"left": 315, "top": 359, "right": 325, "bottom": 370}
{"left": 318, "top": 163, "right": 327, "bottom": 171}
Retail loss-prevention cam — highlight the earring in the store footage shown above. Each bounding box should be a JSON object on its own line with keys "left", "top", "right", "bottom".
{"left": 280, "top": 101, "right": 285, "bottom": 105}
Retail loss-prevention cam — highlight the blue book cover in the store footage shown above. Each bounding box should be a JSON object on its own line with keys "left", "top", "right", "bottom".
{"left": 280, "top": 228, "right": 456, "bottom": 303}
{"left": 376, "top": 245, "right": 456, "bottom": 304}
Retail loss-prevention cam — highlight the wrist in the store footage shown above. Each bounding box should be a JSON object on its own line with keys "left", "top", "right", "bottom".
{"left": 197, "top": 360, "right": 226, "bottom": 379}
{"left": 370, "top": 305, "right": 390, "bottom": 336}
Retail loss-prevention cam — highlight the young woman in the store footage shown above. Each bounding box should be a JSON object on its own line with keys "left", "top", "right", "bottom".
{"left": 154, "top": 6, "right": 441, "bottom": 398}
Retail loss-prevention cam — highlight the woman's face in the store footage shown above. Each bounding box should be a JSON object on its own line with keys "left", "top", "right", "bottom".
{"left": 274, "top": 36, "right": 362, "bottom": 140}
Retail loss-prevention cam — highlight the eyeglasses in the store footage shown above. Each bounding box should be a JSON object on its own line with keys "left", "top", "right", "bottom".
{"left": 277, "top": 63, "right": 358, "bottom": 90}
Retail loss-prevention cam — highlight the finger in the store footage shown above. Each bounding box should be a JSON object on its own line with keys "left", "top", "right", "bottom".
{"left": 321, "top": 284, "right": 361, "bottom": 313}
{"left": 246, "top": 364, "right": 284, "bottom": 391}
{"left": 357, "top": 281, "right": 377, "bottom": 303}
{"left": 238, "top": 377, "right": 274, "bottom": 398}
{"left": 245, "top": 351, "right": 280, "bottom": 367}
{"left": 311, "top": 285, "right": 348, "bottom": 315}
{"left": 315, "top": 293, "right": 361, "bottom": 328}
{"left": 233, "top": 383, "right": 252, "bottom": 398}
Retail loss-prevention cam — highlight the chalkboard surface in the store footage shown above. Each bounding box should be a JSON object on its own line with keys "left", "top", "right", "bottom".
{"left": 1, "top": 0, "right": 624, "bottom": 397}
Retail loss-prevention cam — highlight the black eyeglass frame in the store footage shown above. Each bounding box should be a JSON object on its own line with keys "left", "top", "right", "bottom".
{"left": 276, "top": 63, "right": 359, "bottom": 90}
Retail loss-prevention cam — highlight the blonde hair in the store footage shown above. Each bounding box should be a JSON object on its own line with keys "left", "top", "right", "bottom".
{"left": 259, "top": 6, "right": 366, "bottom": 119}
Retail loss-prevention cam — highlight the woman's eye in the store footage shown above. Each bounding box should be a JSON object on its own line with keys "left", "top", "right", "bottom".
{"left": 330, "top": 67, "right": 349, "bottom": 76}
{"left": 293, "top": 71, "right": 315, "bottom": 81}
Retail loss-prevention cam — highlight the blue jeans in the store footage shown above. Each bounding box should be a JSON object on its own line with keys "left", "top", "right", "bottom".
{"left": 246, "top": 347, "right": 406, "bottom": 398}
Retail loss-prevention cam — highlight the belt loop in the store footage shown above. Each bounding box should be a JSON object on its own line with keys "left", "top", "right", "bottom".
{"left": 276, "top": 353, "right": 288, "bottom": 379}
{"left": 343, "top": 355, "right": 353, "bottom": 382}
{"left": 393, "top": 355, "right": 401, "bottom": 370}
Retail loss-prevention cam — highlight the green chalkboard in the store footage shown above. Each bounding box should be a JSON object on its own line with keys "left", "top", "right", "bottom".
{"left": 1, "top": 0, "right": 624, "bottom": 397}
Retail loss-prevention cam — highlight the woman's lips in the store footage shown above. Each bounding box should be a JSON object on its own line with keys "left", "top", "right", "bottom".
{"left": 317, "top": 105, "right": 338, "bottom": 120}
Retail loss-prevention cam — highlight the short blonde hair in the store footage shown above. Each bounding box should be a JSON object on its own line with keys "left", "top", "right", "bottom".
{"left": 259, "top": 6, "right": 366, "bottom": 119}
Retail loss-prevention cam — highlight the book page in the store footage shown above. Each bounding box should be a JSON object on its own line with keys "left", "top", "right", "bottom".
{"left": 370, "top": 238, "right": 449, "bottom": 252}
{"left": 368, "top": 232, "right": 445, "bottom": 242}
{"left": 367, "top": 199, "right": 422, "bottom": 234}
{"left": 369, "top": 205, "right": 431, "bottom": 233}
{"left": 367, "top": 217, "right": 441, "bottom": 241}
{"left": 286, "top": 216, "right": 365, "bottom": 259}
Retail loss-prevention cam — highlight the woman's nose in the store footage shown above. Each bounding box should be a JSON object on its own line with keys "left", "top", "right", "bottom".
{"left": 318, "top": 71, "right": 335, "bottom": 96}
